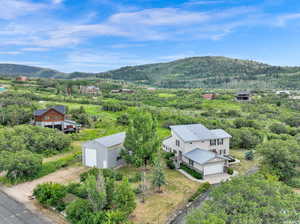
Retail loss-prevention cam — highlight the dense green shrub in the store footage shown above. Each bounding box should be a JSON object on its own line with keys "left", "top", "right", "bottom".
{"left": 188, "top": 182, "right": 211, "bottom": 202}
{"left": 269, "top": 123, "right": 289, "bottom": 134}
{"left": 33, "top": 182, "right": 66, "bottom": 210}
{"left": 102, "top": 102, "right": 126, "bottom": 112}
{"left": 0, "top": 150, "right": 42, "bottom": 181}
{"left": 66, "top": 199, "right": 93, "bottom": 223}
{"left": 245, "top": 151, "right": 254, "bottom": 160}
{"left": 66, "top": 182, "right": 88, "bottom": 199}
{"left": 166, "top": 159, "right": 175, "bottom": 169}
{"left": 0, "top": 125, "right": 71, "bottom": 155}
{"left": 129, "top": 172, "right": 142, "bottom": 183}
{"left": 180, "top": 164, "right": 203, "bottom": 179}
{"left": 80, "top": 168, "right": 123, "bottom": 182}
{"left": 257, "top": 139, "right": 300, "bottom": 182}
{"left": 284, "top": 116, "right": 300, "bottom": 127}
{"left": 228, "top": 127, "right": 263, "bottom": 149}
{"left": 287, "top": 176, "right": 300, "bottom": 188}
{"left": 116, "top": 114, "right": 129, "bottom": 125}
{"left": 80, "top": 167, "right": 100, "bottom": 182}
{"left": 113, "top": 179, "right": 136, "bottom": 215}
{"left": 186, "top": 174, "right": 300, "bottom": 224}
{"left": 164, "top": 152, "right": 175, "bottom": 160}
{"left": 227, "top": 167, "right": 234, "bottom": 175}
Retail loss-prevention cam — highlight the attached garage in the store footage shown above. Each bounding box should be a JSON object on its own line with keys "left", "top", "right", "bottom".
{"left": 203, "top": 162, "right": 224, "bottom": 176}
{"left": 183, "top": 148, "right": 228, "bottom": 177}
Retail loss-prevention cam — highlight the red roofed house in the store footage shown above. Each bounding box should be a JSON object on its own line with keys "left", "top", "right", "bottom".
{"left": 202, "top": 93, "right": 217, "bottom": 100}
{"left": 16, "top": 76, "right": 28, "bottom": 82}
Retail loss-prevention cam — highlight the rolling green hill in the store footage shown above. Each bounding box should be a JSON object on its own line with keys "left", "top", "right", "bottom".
{"left": 0, "top": 63, "right": 64, "bottom": 78}
{"left": 2, "top": 56, "right": 300, "bottom": 89}
{"left": 97, "top": 56, "right": 300, "bottom": 88}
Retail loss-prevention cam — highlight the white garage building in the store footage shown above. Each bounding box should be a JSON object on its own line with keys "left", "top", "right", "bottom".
{"left": 82, "top": 132, "right": 125, "bottom": 169}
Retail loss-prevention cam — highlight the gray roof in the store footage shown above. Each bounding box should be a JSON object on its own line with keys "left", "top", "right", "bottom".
{"left": 210, "top": 129, "right": 232, "bottom": 139}
{"left": 183, "top": 148, "right": 227, "bottom": 165}
{"left": 236, "top": 91, "right": 250, "bottom": 95}
{"left": 170, "top": 124, "right": 231, "bottom": 142}
{"left": 34, "top": 105, "right": 66, "bottom": 116}
{"left": 94, "top": 132, "right": 126, "bottom": 148}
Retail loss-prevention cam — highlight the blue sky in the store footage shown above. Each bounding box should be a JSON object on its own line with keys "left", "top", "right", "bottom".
{"left": 1, "top": 0, "right": 300, "bottom": 72}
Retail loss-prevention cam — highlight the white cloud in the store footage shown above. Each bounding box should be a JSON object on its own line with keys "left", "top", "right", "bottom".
{"left": 108, "top": 8, "right": 211, "bottom": 26}
{"left": 21, "top": 47, "right": 49, "bottom": 52}
{"left": 184, "top": 1, "right": 225, "bottom": 6}
{"left": 0, "top": 51, "right": 21, "bottom": 55}
{"left": 52, "top": 0, "right": 64, "bottom": 4}
{"left": 0, "top": 0, "right": 45, "bottom": 19}
{"left": 276, "top": 13, "right": 300, "bottom": 26}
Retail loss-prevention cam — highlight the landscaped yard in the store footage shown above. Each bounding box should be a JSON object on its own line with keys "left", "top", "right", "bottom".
{"left": 118, "top": 166, "right": 201, "bottom": 224}
{"left": 230, "top": 149, "right": 259, "bottom": 175}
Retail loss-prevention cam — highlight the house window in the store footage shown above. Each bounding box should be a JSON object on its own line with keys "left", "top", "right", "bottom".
{"left": 176, "top": 139, "right": 180, "bottom": 147}
{"left": 223, "top": 149, "right": 226, "bottom": 154}
{"left": 45, "top": 116, "right": 50, "bottom": 120}
{"left": 210, "top": 139, "right": 216, "bottom": 146}
{"left": 217, "top": 139, "right": 224, "bottom": 145}
{"left": 189, "top": 159, "right": 194, "bottom": 167}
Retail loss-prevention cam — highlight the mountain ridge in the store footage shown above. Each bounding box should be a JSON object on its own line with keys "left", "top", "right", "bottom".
{"left": 1, "top": 56, "right": 300, "bottom": 88}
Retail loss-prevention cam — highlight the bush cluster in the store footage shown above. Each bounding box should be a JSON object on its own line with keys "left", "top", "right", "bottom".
{"left": 188, "top": 182, "right": 211, "bottom": 202}
{"left": 180, "top": 163, "right": 203, "bottom": 179}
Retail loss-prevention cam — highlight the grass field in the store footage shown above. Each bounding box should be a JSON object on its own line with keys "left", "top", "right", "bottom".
{"left": 158, "top": 93, "right": 176, "bottom": 98}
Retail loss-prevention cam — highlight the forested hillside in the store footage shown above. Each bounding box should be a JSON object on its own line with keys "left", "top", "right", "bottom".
{"left": 2, "top": 56, "right": 300, "bottom": 89}
{"left": 0, "top": 64, "right": 64, "bottom": 78}
{"left": 98, "top": 56, "right": 300, "bottom": 88}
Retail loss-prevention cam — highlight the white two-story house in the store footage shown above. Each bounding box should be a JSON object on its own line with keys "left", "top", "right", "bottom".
{"left": 162, "top": 124, "right": 232, "bottom": 176}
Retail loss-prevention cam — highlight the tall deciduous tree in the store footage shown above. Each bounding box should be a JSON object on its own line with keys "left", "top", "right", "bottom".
{"left": 84, "top": 173, "right": 107, "bottom": 212}
{"left": 113, "top": 178, "right": 136, "bottom": 215}
{"left": 122, "top": 111, "right": 160, "bottom": 168}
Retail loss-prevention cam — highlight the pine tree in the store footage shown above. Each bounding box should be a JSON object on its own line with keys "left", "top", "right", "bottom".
{"left": 151, "top": 157, "right": 166, "bottom": 193}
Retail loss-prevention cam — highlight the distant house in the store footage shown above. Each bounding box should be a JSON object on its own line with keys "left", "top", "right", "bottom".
{"left": 163, "top": 124, "right": 231, "bottom": 176}
{"left": 16, "top": 76, "right": 28, "bottom": 82}
{"left": 236, "top": 91, "right": 251, "bottom": 101}
{"left": 79, "top": 85, "right": 100, "bottom": 95}
{"left": 110, "top": 89, "right": 135, "bottom": 94}
{"left": 34, "top": 105, "right": 80, "bottom": 133}
{"left": 202, "top": 93, "right": 217, "bottom": 100}
{"left": 147, "top": 87, "right": 156, "bottom": 91}
{"left": 276, "top": 90, "right": 290, "bottom": 95}
{"left": 82, "top": 132, "right": 125, "bottom": 168}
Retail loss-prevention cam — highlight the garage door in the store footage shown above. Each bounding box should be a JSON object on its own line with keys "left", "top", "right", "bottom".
{"left": 203, "top": 162, "right": 224, "bottom": 176}
{"left": 85, "top": 148, "right": 97, "bottom": 167}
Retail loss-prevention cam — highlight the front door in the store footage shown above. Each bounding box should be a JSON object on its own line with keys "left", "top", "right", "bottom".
{"left": 179, "top": 150, "right": 182, "bottom": 160}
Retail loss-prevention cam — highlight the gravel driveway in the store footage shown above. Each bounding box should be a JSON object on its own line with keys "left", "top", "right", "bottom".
{"left": 3, "top": 166, "right": 87, "bottom": 204}
{"left": 1, "top": 166, "right": 88, "bottom": 224}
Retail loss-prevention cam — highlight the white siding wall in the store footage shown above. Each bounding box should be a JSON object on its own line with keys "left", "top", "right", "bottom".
{"left": 171, "top": 131, "right": 230, "bottom": 155}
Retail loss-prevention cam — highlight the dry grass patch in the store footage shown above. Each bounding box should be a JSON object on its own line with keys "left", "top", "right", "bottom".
{"left": 130, "top": 169, "right": 200, "bottom": 224}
